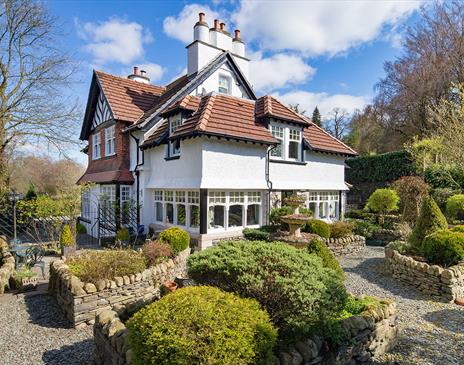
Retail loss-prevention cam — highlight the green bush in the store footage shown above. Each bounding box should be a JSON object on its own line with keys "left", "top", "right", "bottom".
{"left": 299, "top": 207, "right": 313, "bottom": 218}
{"left": 329, "top": 221, "right": 355, "bottom": 239}
{"left": 386, "top": 240, "right": 412, "bottom": 255}
{"left": 424, "top": 164, "right": 464, "bottom": 190}
{"left": 307, "top": 239, "right": 344, "bottom": 278}
{"left": 408, "top": 197, "right": 448, "bottom": 249}
{"left": 126, "top": 286, "right": 277, "bottom": 365}
{"left": 431, "top": 187, "right": 461, "bottom": 212}
{"left": 451, "top": 225, "right": 464, "bottom": 233}
{"left": 141, "top": 240, "right": 173, "bottom": 267}
{"left": 59, "top": 224, "right": 74, "bottom": 247}
{"left": 270, "top": 206, "right": 293, "bottom": 226}
{"left": 116, "top": 228, "right": 130, "bottom": 242}
{"left": 365, "top": 189, "right": 400, "bottom": 226}
{"left": 243, "top": 227, "right": 271, "bottom": 241}
{"left": 76, "top": 223, "right": 87, "bottom": 234}
{"left": 422, "top": 230, "right": 464, "bottom": 267}
{"left": 68, "top": 249, "right": 146, "bottom": 283}
{"left": 351, "top": 220, "right": 379, "bottom": 239}
{"left": 187, "top": 241, "right": 347, "bottom": 339}
{"left": 158, "top": 227, "right": 190, "bottom": 254}
{"left": 302, "top": 219, "right": 331, "bottom": 238}
{"left": 446, "top": 194, "right": 464, "bottom": 221}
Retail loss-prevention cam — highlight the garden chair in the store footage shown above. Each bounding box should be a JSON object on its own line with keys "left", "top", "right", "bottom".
{"left": 25, "top": 246, "right": 46, "bottom": 279}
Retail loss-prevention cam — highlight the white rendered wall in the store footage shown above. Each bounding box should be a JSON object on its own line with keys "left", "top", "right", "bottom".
{"left": 269, "top": 152, "right": 347, "bottom": 191}
{"left": 129, "top": 130, "right": 144, "bottom": 171}
{"left": 187, "top": 42, "right": 222, "bottom": 76}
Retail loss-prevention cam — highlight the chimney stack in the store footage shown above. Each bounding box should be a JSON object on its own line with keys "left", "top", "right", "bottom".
{"left": 133, "top": 66, "right": 139, "bottom": 75}
{"left": 220, "top": 22, "right": 226, "bottom": 32}
{"left": 214, "top": 19, "right": 220, "bottom": 30}
{"left": 128, "top": 66, "right": 150, "bottom": 84}
{"left": 198, "top": 12, "right": 205, "bottom": 23}
{"left": 234, "top": 29, "right": 241, "bottom": 40}
{"left": 140, "top": 70, "right": 146, "bottom": 77}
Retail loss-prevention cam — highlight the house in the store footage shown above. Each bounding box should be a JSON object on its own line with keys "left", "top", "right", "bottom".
{"left": 77, "top": 13, "right": 357, "bottom": 248}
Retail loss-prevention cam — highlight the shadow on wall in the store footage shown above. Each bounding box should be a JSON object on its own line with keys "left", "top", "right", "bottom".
{"left": 24, "top": 293, "right": 71, "bottom": 329}
{"left": 42, "top": 339, "right": 94, "bottom": 365}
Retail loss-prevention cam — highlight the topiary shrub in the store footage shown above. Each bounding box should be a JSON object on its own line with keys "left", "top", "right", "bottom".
{"left": 422, "top": 230, "right": 464, "bottom": 267}
{"left": 116, "top": 228, "right": 130, "bottom": 242}
{"left": 302, "top": 219, "right": 331, "bottom": 238}
{"left": 446, "top": 194, "right": 464, "bottom": 222}
{"left": 141, "top": 240, "right": 173, "bottom": 267}
{"left": 158, "top": 227, "right": 190, "bottom": 254}
{"left": 392, "top": 176, "right": 429, "bottom": 224}
{"left": 243, "top": 227, "right": 271, "bottom": 241}
{"left": 270, "top": 206, "right": 293, "bottom": 226}
{"left": 187, "top": 241, "right": 347, "bottom": 339}
{"left": 307, "top": 238, "right": 344, "bottom": 278}
{"left": 76, "top": 223, "right": 87, "bottom": 234}
{"left": 60, "top": 224, "right": 74, "bottom": 247}
{"left": 329, "top": 221, "right": 355, "bottom": 239}
{"left": 126, "top": 286, "right": 277, "bottom": 365}
{"left": 365, "top": 188, "right": 400, "bottom": 226}
{"left": 408, "top": 197, "right": 448, "bottom": 249}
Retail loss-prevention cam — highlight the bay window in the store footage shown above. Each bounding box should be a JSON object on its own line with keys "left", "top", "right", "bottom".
{"left": 228, "top": 192, "right": 244, "bottom": 227}
{"left": 307, "top": 191, "right": 339, "bottom": 221}
{"left": 188, "top": 192, "right": 200, "bottom": 228}
{"left": 208, "top": 192, "right": 226, "bottom": 229}
{"left": 153, "top": 190, "right": 200, "bottom": 230}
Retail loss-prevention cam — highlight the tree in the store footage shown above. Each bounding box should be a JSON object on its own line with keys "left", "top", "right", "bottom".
{"left": 324, "top": 107, "right": 349, "bottom": 140}
{"left": 0, "top": 0, "right": 79, "bottom": 191}
{"left": 366, "top": 188, "right": 400, "bottom": 226}
{"left": 311, "top": 106, "right": 321, "bottom": 127}
{"left": 288, "top": 103, "right": 306, "bottom": 116}
{"left": 392, "top": 176, "right": 429, "bottom": 224}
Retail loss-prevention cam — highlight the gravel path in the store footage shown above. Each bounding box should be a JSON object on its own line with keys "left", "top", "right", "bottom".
{"left": 0, "top": 288, "right": 94, "bottom": 365}
{"left": 339, "top": 246, "right": 464, "bottom": 365}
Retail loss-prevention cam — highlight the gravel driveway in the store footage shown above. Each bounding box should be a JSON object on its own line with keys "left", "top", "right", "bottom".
{"left": 0, "top": 287, "right": 94, "bottom": 365}
{"left": 339, "top": 246, "right": 464, "bottom": 365}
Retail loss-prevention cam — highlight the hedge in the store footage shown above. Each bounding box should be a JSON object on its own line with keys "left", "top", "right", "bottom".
{"left": 422, "top": 230, "right": 464, "bottom": 267}
{"left": 127, "top": 286, "right": 277, "bottom": 365}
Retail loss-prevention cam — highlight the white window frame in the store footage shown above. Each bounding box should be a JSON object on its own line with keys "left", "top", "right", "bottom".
{"left": 82, "top": 189, "right": 90, "bottom": 218}
{"left": 288, "top": 128, "right": 302, "bottom": 161}
{"left": 270, "top": 125, "right": 284, "bottom": 159}
{"left": 269, "top": 121, "right": 303, "bottom": 162}
{"left": 307, "top": 191, "right": 339, "bottom": 222}
{"left": 169, "top": 113, "right": 182, "bottom": 157}
{"left": 218, "top": 74, "right": 232, "bottom": 95}
{"left": 120, "top": 185, "right": 132, "bottom": 209}
{"left": 105, "top": 125, "right": 116, "bottom": 156}
{"left": 92, "top": 132, "right": 101, "bottom": 160}
{"left": 153, "top": 190, "right": 200, "bottom": 231}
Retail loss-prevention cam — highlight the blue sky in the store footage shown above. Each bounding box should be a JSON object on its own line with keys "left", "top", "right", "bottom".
{"left": 45, "top": 0, "right": 423, "bottom": 164}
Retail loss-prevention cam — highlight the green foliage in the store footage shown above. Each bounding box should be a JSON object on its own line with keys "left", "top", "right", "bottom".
{"left": 187, "top": 241, "right": 347, "bottom": 339}
{"left": 350, "top": 220, "right": 379, "bottom": 239}
{"left": 67, "top": 249, "right": 146, "bottom": 284}
{"left": 446, "top": 194, "right": 464, "bottom": 221}
{"left": 270, "top": 206, "right": 293, "bottom": 226}
{"left": 312, "top": 106, "right": 322, "bottom": 127}
{"left": 158, "top": 227, "right": 190, "bottom": 254}
{"left": 302, "top": 219, "right": 331, "bottom": 238}
{"left": 116, "top": 228, "right": 130, "bottom": 242}
{"left": 392, "top": 176, "right": 429, "bottom": 224}
{"left": 451, "top": 225, "right": 464, "bottom": 233}
{"left": 366, "top": 189, "right": 400, "bottom": 217}
{"left": 126, "top": 286, "right": 277, "bottom": 365}
{"left": 243, "top": 227, "right": 271, "bottom": 241}
{"left": 425, "top": 165, "right": 464, "bottom": 190}
{"left": 404, "top": 136, "right": 444, "bottom": 176}
{"left": 141, "top": 240, "right": 173, "bottom": 267}
{"left": 11, "top": 268, "right": 37, "bottom": 291}
{"left": 76, "top": 223, "right": 87, "bottom": 234}
{"left": 59, "top": 224, "right": 74, "bottom": 247}
{"left": 25, "top": 183, "right": 37, "bottom": 200}
{"left": 422, "top": 230, "right": 464, "bottom": 267}
{"left": 329, "top": 221, "right": 355, "bottom": 239}
{"left": 386, "top": 240, "right": 412, "bottom": 255}
{"left": 431, "top": 187, "right": 461, "bottom": 212}
{"left": 408, "top": 197, "right": 448, "bottom": 248}
{"left": 299, "top": 207, "right": 313, "bottom": 218}
{"left": 346, "top": 150, "right": 415, "bottom": 183}
{"left": 307, "top": 239, "right": 344, "bottom": 278}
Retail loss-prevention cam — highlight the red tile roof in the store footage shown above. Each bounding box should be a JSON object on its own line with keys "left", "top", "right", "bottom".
{"left": 96, "top": 71, "right": 165, "bottom": 123}
{"left": 77, "top": 170, "right": 134, "bottom": 184}
{"left": 160, "top": 95, "right": 201, "bottom": 116}
{"left": 256, "top": 96, "right": 308, "bottom": 125}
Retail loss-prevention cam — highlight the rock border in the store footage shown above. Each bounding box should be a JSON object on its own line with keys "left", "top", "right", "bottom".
{"left": 48, "top": 248, "right": 190, "bottom": 328}
{"left": 279, "top": 301, "right": 398, "bottom": 365}
{"left": 0, "top": 235, "right": 15, "bottom": 294}
{"left": 385, "top": 248, "right": 464, "bottom": 302}
{"left": 323, "top": 235, "right": 366, "bottom": 256}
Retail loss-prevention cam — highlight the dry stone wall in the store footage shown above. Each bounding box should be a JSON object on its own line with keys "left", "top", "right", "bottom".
{"left": 323, "top": 235, "right": 366, "bottom": 256}
{"left": 385, "top": 248, "right": 464, "bottom": 302}
{"left": 48, "top": 248, "right": 190, "bottom": 328}
{"left": 0, "top": 235, "right": 15, "bottom": 294}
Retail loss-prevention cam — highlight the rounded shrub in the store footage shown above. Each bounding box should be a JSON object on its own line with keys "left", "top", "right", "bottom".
{"left": 307, "top": 238, "right": 344, "bottom": 278}
{"left": 302, "top": 219, "right": 331, "bottom": 238}
{"left": 243, "top": 227, "right": 271, "bottom": 241}
{"left": 329, "top": 221, "right": 355, "bottom": 239}
{"left": 187, "top": 241, "right": 347, "bottom": 338}
{"left": 158, "top": 226, "right": 189, "bottom": 254}
{"left": 422, "top": 230, "right": 464, "bottom": 267}
{"left": 126, "top": 286, "right": 277, "bottom": 365}
{"left": 408, "top": 197, "right": 448, "bottom": 249}
{"left": 60, "top": 224, "right": 73, "bottom": 247}
{"left": 446, "top": 194, "right": 464, "bottom": 222}
{"left": 365, "top": 188, "right": 400, "bottom": 226}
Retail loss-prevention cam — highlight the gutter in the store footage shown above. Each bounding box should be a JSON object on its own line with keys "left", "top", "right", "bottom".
{"left": 130, "top": 133, "right": 145, "bottom": 225}
{"left": 265, "top": 145, "right": 277, "bottom": 225}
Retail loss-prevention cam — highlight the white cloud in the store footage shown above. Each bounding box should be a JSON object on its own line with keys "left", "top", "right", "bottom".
{"left": 274, "top": 90, "right": 369, "bottom": 118}
{"left": 163, "top": 4, "right": 222, "bottom": 43}
{"left": 249, "top": 52, "right": 315, "bottom": 92}
{"left": 79, "top": 18, "right": 153, "bottom": 65}
{"left": 232, "top": 1, "right": 421, "bottom": 56}
{"left": 122, "top": 63, "right": 165, "bottom": 82}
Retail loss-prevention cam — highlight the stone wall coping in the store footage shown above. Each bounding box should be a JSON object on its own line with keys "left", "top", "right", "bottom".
{"left": 0, "top": 235, "right": 16, "bottom": 294}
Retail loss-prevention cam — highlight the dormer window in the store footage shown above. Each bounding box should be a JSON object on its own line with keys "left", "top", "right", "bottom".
{"left": 288, "top": 129, "right": 301, "bottom": 160}
{"left": 92, "top": 132, "right": 101, "bottom": 160}
{"left": 169, "top": 113, "right": 182, "bottom": 157}
{"left": 218, "top": 74, "right": 231, "bottom": 94}
{"left": 269, "top": 122, "right": 302, "bottom": 162}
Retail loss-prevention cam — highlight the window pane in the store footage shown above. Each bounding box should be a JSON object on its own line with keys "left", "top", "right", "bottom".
{"left": 228, "top": 205, "right": 243, "bottom": 227}
{"left": 188, "top": 191, "right": 199, "bottom": 204}
{"left": 309, "top": 202, "right": 317, "bottom": 217}
{"left": 156, "top": 202, "right": 163, "bottom": 222}
{"left": 271, "top": 141, "right": 283, "bottom": 157}
{"left": 329, "top": 201, "right": 338, "bottom": 220}
{"left": 177, "top": 204, "right": 186, "bottom": 225}
{"left": 247, "top": 204, "right": 260, "bottom": 226}
{"left": 175, "top": 191, "right": 185, "bottom": 203}
{"left": 189, "top": 205, "right": 200, "bottom": 228}
{"left": 208, "top": 205, "right": 224, "bottom": 229}
{"left": 288, "top": 141, "right": 299, "bottom": 159}
{"left": 319, "top": 202, "right": 328, "bottom": 219}
{"left": 166, "top": 203, "right": 174, "bottom": 223}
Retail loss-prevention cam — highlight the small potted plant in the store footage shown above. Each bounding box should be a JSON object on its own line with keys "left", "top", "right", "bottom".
{"left": 116, "top": 227, "right": 131, "bottom": 248}
{"left": 10, "top": 267, "right": 38, "bottom": 292}
{"left": 60, "top": 224, "right": 76, "bottom": 256}
{"left": 161, "top": 281, "right": 178, "bottom": 295}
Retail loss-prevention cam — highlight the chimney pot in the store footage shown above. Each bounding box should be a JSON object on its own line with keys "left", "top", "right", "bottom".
{"left": 199, "top": 12, "right": 205, "bottom": 23}
{"left": 214, "top": 19, "right": 219, "bottom": 30}
{"left": 140, "top": 70, "right": 146, "bottom": 77}
{"left": 133, "top": 66, "right": 138, "bottom": 75}
{"left": 234, "top": 29, "right": 241, "bottom": 39}
{"left": 220, "top": 22, "right": 226, "bottom": 31}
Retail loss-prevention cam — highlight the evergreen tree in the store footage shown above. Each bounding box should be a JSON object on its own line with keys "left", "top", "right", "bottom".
{"left": 25, "top": 183, "right": 37, "bottom": 200}
{"left": 312, "top": 107, "right": 322, "bottom": 127}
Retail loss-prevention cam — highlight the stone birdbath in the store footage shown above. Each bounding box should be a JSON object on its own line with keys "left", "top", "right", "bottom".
{"left": 280, "top": 194, "right": 310, "bottom": 238}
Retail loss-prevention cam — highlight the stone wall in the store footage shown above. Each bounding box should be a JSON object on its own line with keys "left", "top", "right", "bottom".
{"left": 279, "top": 301, "right": 398, "bottom": 365}
{"left": 48, "top": 248, "right": 190, "bottom": 328}
{"left": 0, "top": 235, "right": 15, "bottom": 294}
{"left": 385, "top": 248, "right": 464, "bottom": 302}
{"left": 323, "top": 235, "right": 366, "bottom": 256}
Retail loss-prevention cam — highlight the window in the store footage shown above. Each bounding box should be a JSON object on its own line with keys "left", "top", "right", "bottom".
{"left": 189, "top": 205, "right": 200, "bottom": 228}
{"left": 169, "top": 114, "right": 182, "bottom": 156}
{"left": 121, "top": 186, "right": 131, "bottom": 209}
{"left": 288, "top": 129, "right": 301, "bottom": 160}
{"left": 209, "top": 205, "right": 225, "bottom": 229}
{"left": 154, "top": 190, "right": 163, "bottom": 222}
{"left": 82, "top": 190, "right": 90, "bottom": 218}
{"left": 228, "top": 192, "right": 244, "bottom": 228}
{"left": 105, "top": 126, "right": 116, "bottom": 156}
{"left": 307, "top": 191, "right": 339, "bottom": 221}
{"left": 92, "top": 132, "right": 101, "bottom": 160}
{"left": 100, "top": 185, "right": 115, "bottom": 220}
{"left": 154, "top": 190, "right": 199, "bottom": 229}
{"left": 176, "top": 191, "right": 186, "bottom": 226}
{"left": 247, "top": 204, "right": 260, "bottom": 225}
{"left": 218, "top": 75, "right": 231, "bottom": 94}
{"left": 270, "top": 125, "right": 284, "bottom": 158}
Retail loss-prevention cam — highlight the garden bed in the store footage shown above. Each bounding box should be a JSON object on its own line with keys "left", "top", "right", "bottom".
{"left": 48, "top": 248, "right": 190, "bottom": 328}
{"left": 385, "top": 247, "right": 464, "bottom": 302}
{"left": 0, "top": 235, "right": 15, "bottom": 294}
